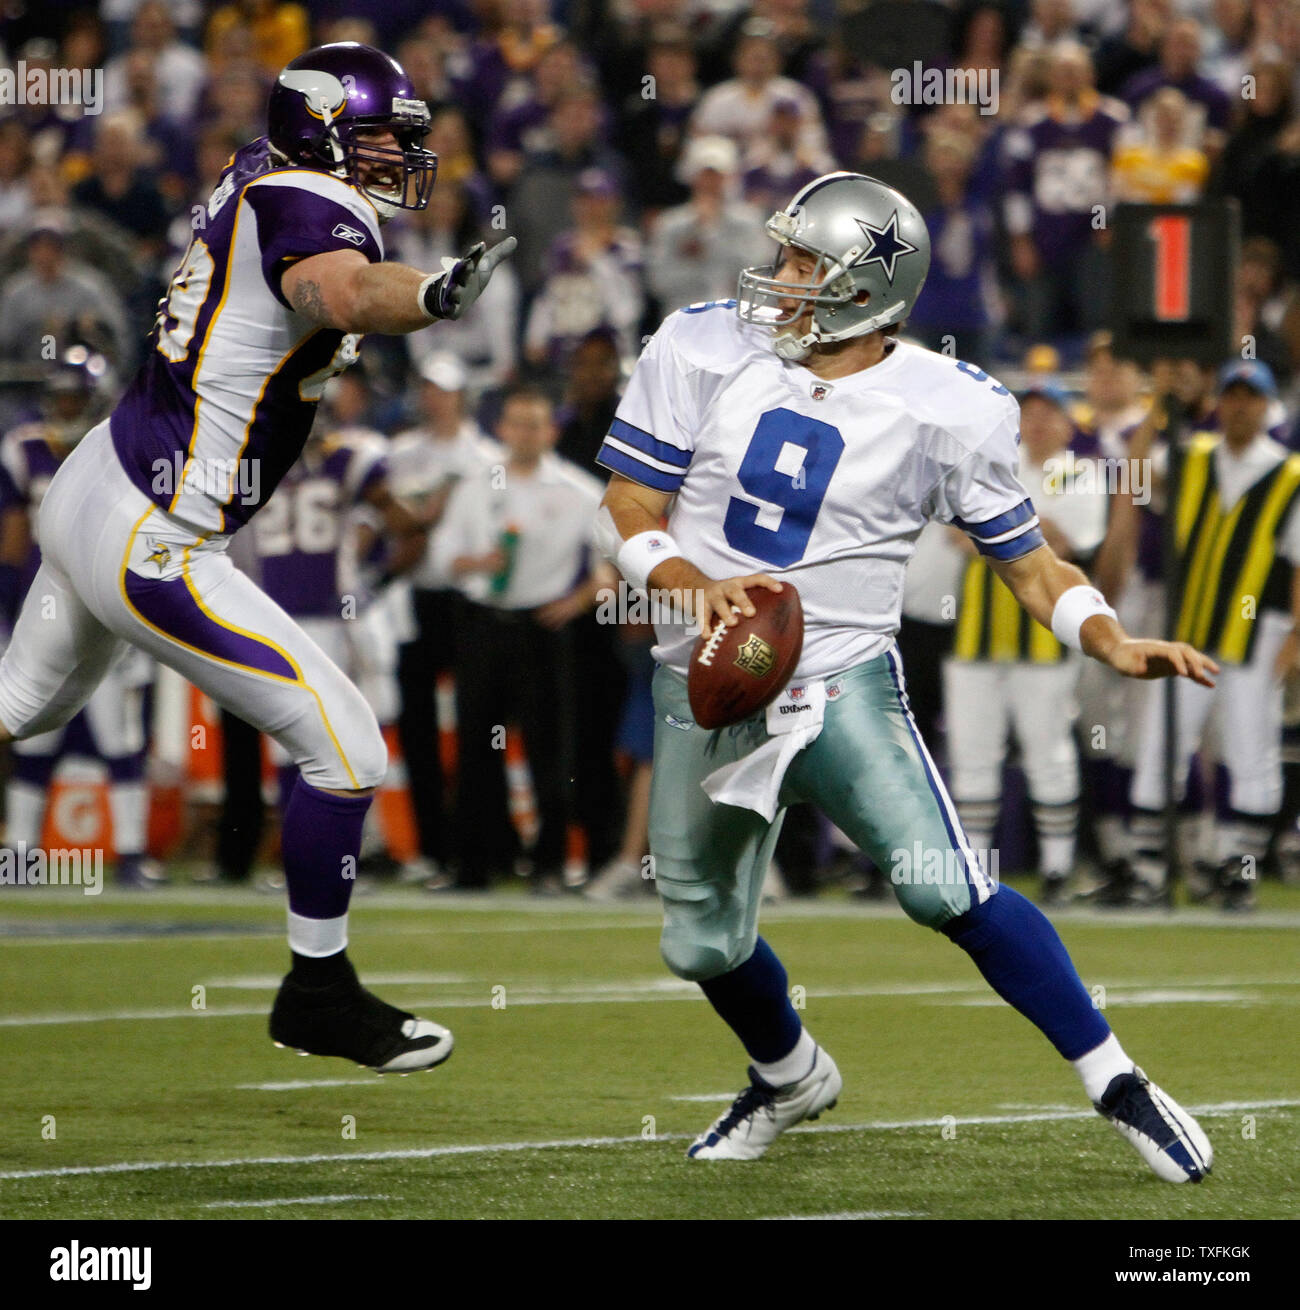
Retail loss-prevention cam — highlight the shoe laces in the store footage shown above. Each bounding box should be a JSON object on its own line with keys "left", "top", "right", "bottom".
{"left": 714, "top": 1079, "right": 776, "bottom": 1138}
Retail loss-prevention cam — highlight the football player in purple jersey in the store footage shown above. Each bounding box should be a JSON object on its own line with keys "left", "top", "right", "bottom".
{"left": 0, "top": 43, "right": 515, "bottom": 1074}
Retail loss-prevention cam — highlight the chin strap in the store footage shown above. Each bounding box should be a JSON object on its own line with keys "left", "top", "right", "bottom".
{"left": 772, "top": 329, "right": 816, "bottom": 362}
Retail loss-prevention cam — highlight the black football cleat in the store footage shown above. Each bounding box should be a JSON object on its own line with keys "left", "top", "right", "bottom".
{"left": 269, "top": 960, "right": 453, "bottom": 1074}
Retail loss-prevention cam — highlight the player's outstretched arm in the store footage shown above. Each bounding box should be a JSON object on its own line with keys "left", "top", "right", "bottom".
{"left": 992, "top": 544, "right": 1218, "bottom": 687}
{"left": 598, "top": 474, "right": 782, "bottom": 634}
{"left": 281, "top": 238, "right": 516, "bottom": 335}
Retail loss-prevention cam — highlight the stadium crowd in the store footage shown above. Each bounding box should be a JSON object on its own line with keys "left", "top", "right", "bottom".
{"left": 1, "top": 0, "right": 1299, "bottom": 908}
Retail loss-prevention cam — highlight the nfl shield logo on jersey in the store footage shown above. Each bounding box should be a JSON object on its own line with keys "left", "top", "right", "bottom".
{"left": 810, "top": 382, "right": 831, "bottom": 401}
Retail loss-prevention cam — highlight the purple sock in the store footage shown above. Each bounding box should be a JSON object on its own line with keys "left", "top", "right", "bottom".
{"left": 282, "top": 776, "right": 371, "bottom": 922}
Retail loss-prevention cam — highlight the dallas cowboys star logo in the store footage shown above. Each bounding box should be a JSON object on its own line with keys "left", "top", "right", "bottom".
{"left": 851, "top": 210, "right": 918, "bottom": 284}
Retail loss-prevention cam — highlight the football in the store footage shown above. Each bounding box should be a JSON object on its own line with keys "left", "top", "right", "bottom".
{"left": 687, "top": 583, "right": 804, "bottom": 729}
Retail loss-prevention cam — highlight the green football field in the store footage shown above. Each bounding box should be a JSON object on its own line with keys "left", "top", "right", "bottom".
{"left": 2, "top": 878, "right": 1297, "bottom": 1221}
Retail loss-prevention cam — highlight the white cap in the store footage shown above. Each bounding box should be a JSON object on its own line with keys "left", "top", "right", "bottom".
{"left": 678, "top": 134, "right": 739, "bottom": 182}
{"left": 418, "top": 352, "right": 468, "bottom": 392}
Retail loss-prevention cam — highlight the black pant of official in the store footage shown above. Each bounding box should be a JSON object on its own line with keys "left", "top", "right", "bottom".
{"left": 895, "top": 615, "right": 955, "bottom": 759}
{"left": 397, "top": 587, "right": 458, "bottom": 868}
{"left": 453, "top": 599, "right": 576, "bottom": 886}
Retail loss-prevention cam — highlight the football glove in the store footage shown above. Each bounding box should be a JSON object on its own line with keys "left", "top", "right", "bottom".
{"left": 421, "top": 236, "right": 517, "bottom": 321}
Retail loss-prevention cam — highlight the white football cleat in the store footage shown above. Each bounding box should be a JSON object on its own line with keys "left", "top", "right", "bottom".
{"left": 687, "top": 1046, "right": 841, "bottom": 1160}
{"left": 1094, "top": 1067, "right": 1213, "bottom": 1183}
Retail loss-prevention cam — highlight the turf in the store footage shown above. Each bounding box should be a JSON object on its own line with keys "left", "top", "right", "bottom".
{"left": 1, "top": 878, "right": 1297, "bottom": 1220}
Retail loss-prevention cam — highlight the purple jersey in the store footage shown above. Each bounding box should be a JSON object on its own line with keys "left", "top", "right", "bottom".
{"left": 253, "top": 432, "right": 387, "bottom": 619}
{"left": 0, "top": 424, "right": 72, "bottom": 590}
{"left": 1002, "top": 94, "right": 1128, "bottom": 260}
{"left": 109, "top": 138, "right": 384, "bottom": 535}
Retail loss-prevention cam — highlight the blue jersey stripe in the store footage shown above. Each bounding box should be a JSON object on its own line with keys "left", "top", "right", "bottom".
{"left": 608, "top": 417, "right": 692, "bottom": 469}
{"left": 952, "top": 497, "right": 1036, "bottom": 540}
{"left": 596, "top": 443, "right": 686, "bottom": 493}
{"left": 974, "top": 523, "right": 1046, "bottom": 560}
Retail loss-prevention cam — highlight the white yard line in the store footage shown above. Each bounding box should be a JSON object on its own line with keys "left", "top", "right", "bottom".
{"left": 203, "top": 1195, "right": 389, "bottom": 1209}
{"left": 2, "top": 1098, "right": 1296, "bottom": 1184}
{"left": 4, "top": 977, "right": 1297, "bottom": 1030}
{"left": 236, "top": 1078, "right": 384, "bottom": 1091}
{"left": 759, "top": 1210, "right": 925, "bottom": 1220}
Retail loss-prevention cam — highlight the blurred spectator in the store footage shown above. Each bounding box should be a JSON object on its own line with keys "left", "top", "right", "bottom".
{"left": 556, "top": 328, "right": 622, "bottom": 471}
{"left": 648, "top": 135, "right": 769, "bottom": 315}
{"left": 1201, "top": 0, "right": 1254, "bottom": 96}
{"left": 615, "top": 35, "right": 699, "bottom": 215}
{"left": 164, "top": 125, "right": 243, "bottom": 259}
{"left": 395, "top": 183, "right": 519, "bottom": 401}
{"left": 1213, "top": 59, "right": 1293, "bottom": 235}
{"left": 0, "top": 120, "right": 34, "bottom": 234}
{"left": 71, "top": 111, "right": 171, "bottom": 268}
{"left": 908, "top": 129, "right": 999, "bottom": 367}
{"left": 1021, "top": 0, "right": 1079, "bottom": 50}
{"left": 524, "top": 168, "right": 644, "bottom": 371}
{"left": 1234, "top": 237, "right": 1293, "bottom": 385}
{"left": 387, "top": 353, "right": 498, "bottom": 886}
{"left": 486, "top": 40, "right": 590, "bottom": 191}
{"left": 1112, "top": 87, "right": 1210, "bottom": 201}
{"left": 742, "top": 96, "right": 830, "bottom": 212}
{"left": 1251, "top": 119, "right": 1300, "bottom": 282}
{"left": 951, "top": 0, "right": 1017, "bottom": 78}
{"left": 508, "top": 85, "right": 628, "bottom": 292}
{"left": 103, "top": 1, "right": 208, "bottom": 125}
{"left": 1094, "top": 0, "right": 1170, "bottom": 97}
{"left": 1002, "top": 40, "right": 1127, "bottom": 343}
{"left": 452, "top": 0, "right": 564, "bottom": 127}
{"left": 690, "top": 26, "right": 830, "bottom": 166}
{"left": 1120, "top": 17, "right": 1231, "bottom": 151}
{"left": 435, "top": 386, "right": 614, "bottom": 892}
{"left": 0, "top": 218, "right": 131, "bottom": 369}
{"left": 426, "top": 106, "right": 496, "bottom": 222}
{"left": 206, "top": 64, "right": 273, "bottom": 143}
{"left": 205, "top": 1, "right": 311, "bottom": 77}
{"left": 1076, "top": 331, "right": 1147, "bottom": 455}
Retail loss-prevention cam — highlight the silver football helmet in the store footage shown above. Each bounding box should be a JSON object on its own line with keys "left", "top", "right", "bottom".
{"left": 737, "top": 172, "right": 931, "bottom": 361}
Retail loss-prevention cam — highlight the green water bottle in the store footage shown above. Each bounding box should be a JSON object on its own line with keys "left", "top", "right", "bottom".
{"left": 490, "top": 523, "right": 520, "bottom": 596}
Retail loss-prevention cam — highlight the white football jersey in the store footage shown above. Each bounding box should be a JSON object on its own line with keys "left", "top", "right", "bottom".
{"left": 598, "top": 302, "right": 1044, "bottom": 680}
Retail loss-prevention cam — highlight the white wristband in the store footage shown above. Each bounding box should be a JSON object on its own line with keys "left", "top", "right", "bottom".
{"left": 616, "top": 530, "right": 683, "bottom": 592}
{"left": 1051, "top": 584, "right": 1117, "bottom": 651}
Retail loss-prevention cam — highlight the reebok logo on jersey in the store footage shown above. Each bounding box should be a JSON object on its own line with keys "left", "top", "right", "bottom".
{"left": 332, "top": 223, "right": 367, "bottom": 247}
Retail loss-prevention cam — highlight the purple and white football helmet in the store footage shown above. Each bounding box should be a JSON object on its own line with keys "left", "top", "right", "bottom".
{"left": 268, "top": 42, "right": 436, "bottom": 221}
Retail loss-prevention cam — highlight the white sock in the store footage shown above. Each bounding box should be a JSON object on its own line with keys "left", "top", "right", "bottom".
{"left": 1039, "top": 834, "right": 1075, "bottom": 878}
{"left": 6, "top": 781, "right": 46, "bottom": 849}
{"left": 1072, "top": 1032, "right": 1134, "bottom": 1102}
{"left": 753, "top": 1027, "right": 816, "bottom": 1087}
{"left": 109, "top": 781, "right": 148, "bottom": 856}
{"left": 287, "top": 910, "right": 349, "bottom": 958}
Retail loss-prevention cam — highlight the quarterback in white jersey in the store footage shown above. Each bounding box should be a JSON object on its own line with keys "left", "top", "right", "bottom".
{"left": 0, "top": 43, "right": 515, "bottom": 1075}
{"left": 596, "top": 172, "right": 1218, "bottom": 1181}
